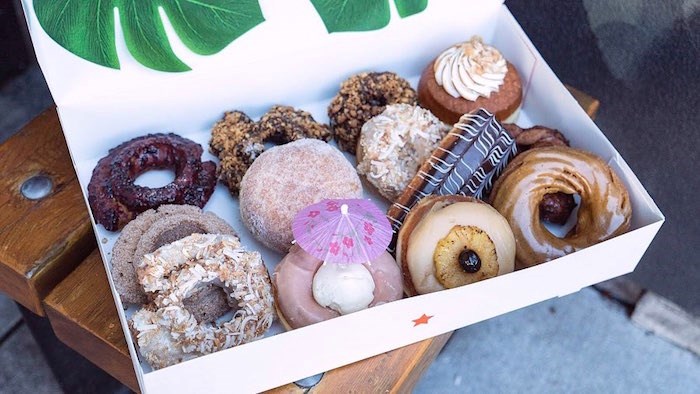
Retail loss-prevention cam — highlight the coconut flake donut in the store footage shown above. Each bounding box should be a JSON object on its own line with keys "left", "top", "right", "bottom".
{"left": 272, "top": 244, "right": 403, "bottom": 330}
{"left": 356, "top": 104, "right": 449, "bottom": 201}
{"left": 239, "top": 139, "right": 363, "bottom": 253}
{"left": 489, "top": 146, "right": 632, "bottom": 269}
{"left": 129, "top": 234, "right": 274, "bottom": 369}
{"left": 396, "top": 195, "right": 516, "bottom": 295}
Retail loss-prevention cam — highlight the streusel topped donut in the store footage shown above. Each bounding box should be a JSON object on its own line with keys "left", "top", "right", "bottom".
{"left": 356, "top": 104, "right": 449, "bottom": 201}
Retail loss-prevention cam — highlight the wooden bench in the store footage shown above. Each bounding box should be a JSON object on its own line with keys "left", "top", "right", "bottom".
{"left": 0, "top": 88, "right": 598, "bottom": 392}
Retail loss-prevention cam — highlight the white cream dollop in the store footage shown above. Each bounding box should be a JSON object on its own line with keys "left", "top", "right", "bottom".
{"left": 433, "top": 36, "right": 508, "bottom": 101}
{"left": 312, "top": 262, "right": 375, "bottom": 315}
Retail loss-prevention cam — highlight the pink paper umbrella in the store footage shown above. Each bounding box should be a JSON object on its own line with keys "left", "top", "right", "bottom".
{"left": 292, "top": 199, "right": 392, "bottom": 264}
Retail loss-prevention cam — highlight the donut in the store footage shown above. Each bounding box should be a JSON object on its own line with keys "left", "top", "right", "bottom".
{"left": 418, "top": 36, "right": 522, "bottom": 125}
{"left": 385, "top": 109, "right": 516, "bottom": 252}
{"left": 503, "top": 123, "right": 576, "bottom": 224}
{"left": 328, "top": 71, "right": 417, "bottom": 154}
{"left": 111, "top": 204, "right": 235, "bottom": 308}
{"left": 210, "top": 106, "right": 332, "bottom": 195}
{"left": 129, "top": 233, "right": 274, "bottom": 369}
{"left": 88, "top": 133, "right": 216, "bottom": 231}
{"left": 356, "top": 104, "right": 449, "bottom": 201}
{"left": 396, "top": 195, "right": 516, "bottom": 295}
{"left": 272, "top": 245, "right": 402, "bottom": 329}
{"left": 489, "top": 146, "right": 632, "bottom": 269}
{"left": 239, "top": 139, "right": 363, "bottom": 253}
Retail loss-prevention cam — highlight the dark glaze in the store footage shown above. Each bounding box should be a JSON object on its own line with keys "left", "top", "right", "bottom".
{"left": 458, "top": 249, "right": 481, "bottom": 273}
{"left": 386, "top": 109, "right": 516, "bottom": 252}
{"left": 489, "top": 146, "right": 631, "bottom": 269}
{"left": 88, "top": 133, "right": 216, "bottom": 231}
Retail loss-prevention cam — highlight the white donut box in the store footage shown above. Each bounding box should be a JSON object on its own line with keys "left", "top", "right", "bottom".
{"left": 22, "top": 0, "right": 664, "bottom": 392}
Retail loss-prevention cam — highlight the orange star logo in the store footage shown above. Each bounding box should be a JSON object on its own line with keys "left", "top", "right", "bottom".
{"left": 412, "top": 314, "right": 433, "bottom": 327}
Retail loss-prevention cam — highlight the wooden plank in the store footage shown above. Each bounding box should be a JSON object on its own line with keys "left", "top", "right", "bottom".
{"left": 0, "top": 107, "right": 95, "bottom": 315}
{"left": 34, "top": 86, "right": 598, "bottom": 392}
{"left": 566, "top": 85, "right": 600, "bottom": 119}
{"left": 44, "top": 249, "right": 139, "bottom": 392}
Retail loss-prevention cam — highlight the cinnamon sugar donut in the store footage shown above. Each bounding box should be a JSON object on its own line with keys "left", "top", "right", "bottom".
{"left": 239, "top": 139, "right": 363, "bottom": 253}
{"left": 489, "top": 146, "right": 632, "bottom": 269}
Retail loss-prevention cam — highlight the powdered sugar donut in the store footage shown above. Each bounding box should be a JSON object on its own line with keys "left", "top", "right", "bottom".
{"left": 239, "top": 139, "right": 363, "bottom": 253}
{"left": 356, "top": 104, "right": 449, "bottom": 201}
{"left": 129, "top": 233, "right": 274, "bottom": 369}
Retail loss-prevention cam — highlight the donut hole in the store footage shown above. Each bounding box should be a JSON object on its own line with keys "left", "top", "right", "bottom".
{"left": 134, "top": 168, "right": 176, "bottom": 188}
{"left": 182, "top": 284, "right": 236, "bottom": 324}
{"left": 541, "top": 193, "right": 581, "bottom": 238}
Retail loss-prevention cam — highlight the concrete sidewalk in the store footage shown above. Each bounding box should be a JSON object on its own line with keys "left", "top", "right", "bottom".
{"left": 416, "top": 287, "right": 700, "bottom": 393}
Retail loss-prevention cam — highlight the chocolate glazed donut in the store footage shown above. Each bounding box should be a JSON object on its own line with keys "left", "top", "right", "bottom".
{"left": 489, "top": 146, "right": 632, "bottom": 269}
{"left": 88, "top": 133, "right": 216, "bottom": 231}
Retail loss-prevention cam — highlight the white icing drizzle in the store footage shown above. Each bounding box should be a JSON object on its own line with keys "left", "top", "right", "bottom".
{"left": 433, "top": 36, "right": 508, "bottom": 101}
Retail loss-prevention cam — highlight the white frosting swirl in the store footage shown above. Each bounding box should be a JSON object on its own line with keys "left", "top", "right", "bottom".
{"left": 433, "top": 36, "right": 508, "bottom": 101}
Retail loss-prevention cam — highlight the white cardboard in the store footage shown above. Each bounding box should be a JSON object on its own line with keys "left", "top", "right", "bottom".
{"left": 21, "top": 1, "right": 664, "bottom": 392}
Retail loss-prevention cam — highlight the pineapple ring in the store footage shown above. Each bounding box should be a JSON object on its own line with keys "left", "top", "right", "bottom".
{"left": 434, "top": 225, "right": 499, "bottom": 288}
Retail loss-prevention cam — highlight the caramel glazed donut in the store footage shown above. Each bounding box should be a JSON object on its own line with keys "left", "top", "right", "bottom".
{"left": 489, "top": 146, "right": 632, "bottom": 269}
{"left": 129, "top": 234, "right": 274, "bottom": 369}
{"left": 88, "top": 133, "right": 216, "bottom": 231}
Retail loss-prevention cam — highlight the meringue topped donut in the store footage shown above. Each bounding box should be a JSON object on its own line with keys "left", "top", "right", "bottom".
{"left": 489, "top": 146, "right": 632, "bottom": 269}
{"left": 418, "top": 36, "right": 522, "bottom": 125}
{"left": 396, "top": 195, "right": 515, "bottom": 295}
{"left": 272, "top": 245, "right": 402, "bottom": 329}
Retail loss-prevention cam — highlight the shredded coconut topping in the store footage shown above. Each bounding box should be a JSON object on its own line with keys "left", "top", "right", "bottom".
{"left": 356, "top": 104, "right": 450, "bottom": 201}
{"left": 129, "top": 234, "right": 274, "bottom": 369}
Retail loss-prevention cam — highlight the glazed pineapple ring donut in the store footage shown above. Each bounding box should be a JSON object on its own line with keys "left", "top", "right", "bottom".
{"left": 489, "top": 146, "right": 632, "bottom": 269}
{"left": 129, "top": 233, "right": 274, "bottom": 369}
{"left": 396, "top": 195, "right": 516, "bottom": 296}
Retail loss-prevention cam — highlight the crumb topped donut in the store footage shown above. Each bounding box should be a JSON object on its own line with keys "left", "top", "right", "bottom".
{"left": 130, "top": 234, "right": 274, "bottom": 369}
{"left": 356, "top": 104, "right": 449, "bottom": 201}
{"left": 239, "top": 139, "right": 363, "bottom": 253}
{"left": 328, "top": 72, "right": 417, "bottom": 154}
{"left": 489, "top": 146, "right": 632, "bottom": 268}
{"left": 211, "top": 106, "right": 331, "bottom": 195}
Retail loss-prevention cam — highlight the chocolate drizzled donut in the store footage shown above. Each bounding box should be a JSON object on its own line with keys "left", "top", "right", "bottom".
{"left": 386, "top": 109, "right": 517, "bottom": 252}
{"left": 88, "top": 133, "right": 216, "bottom": 231}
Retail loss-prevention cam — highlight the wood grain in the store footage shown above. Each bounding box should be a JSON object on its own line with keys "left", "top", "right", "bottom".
{"left": 0, "top": 107, "right": 95, "bottom": 315}
{"left": 44, "top": 249, "right": 139, "bottom": 392}
{"left": 12, "top": 87, "right": 597, "bottom": 392}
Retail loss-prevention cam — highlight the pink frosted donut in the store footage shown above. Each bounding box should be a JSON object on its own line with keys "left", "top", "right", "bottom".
{"left": 239, "top": 139, "right": 363, "bottom": 252}
{"left": 272, "top": 244, "right": 403, "bottom": 329}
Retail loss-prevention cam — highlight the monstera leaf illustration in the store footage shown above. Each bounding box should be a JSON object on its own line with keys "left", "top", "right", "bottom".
{"left": 310, "top": 0, "right": 428, "bottom": 32}
{"left": 33, "top": 0, "right": 265, "bottom": 72}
